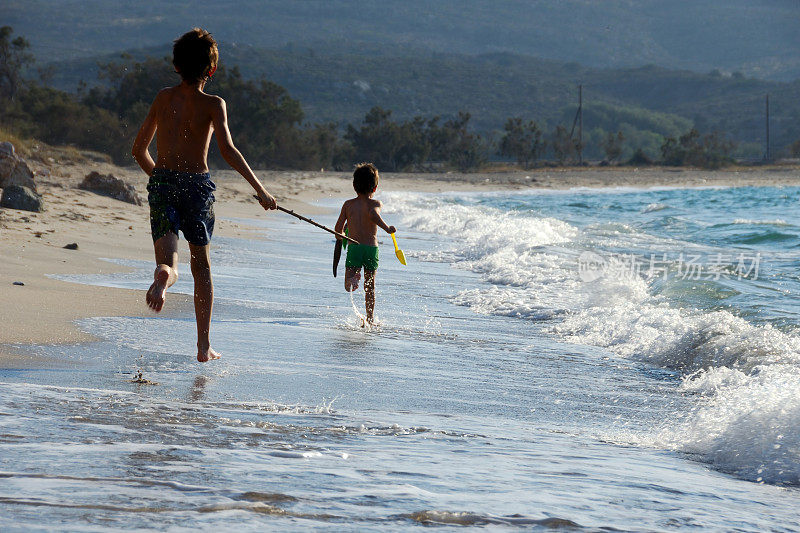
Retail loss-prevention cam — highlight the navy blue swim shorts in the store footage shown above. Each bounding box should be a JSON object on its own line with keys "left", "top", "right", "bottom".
{"left": 147, "top": 167, "right": 216, "bottom": 246}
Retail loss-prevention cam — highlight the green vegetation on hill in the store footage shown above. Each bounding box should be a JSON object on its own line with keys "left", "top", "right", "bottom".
{"left": 558, "top": 102, "right": 693, "bottom": 161}
{"left": 0, "top": 27, "right": 785, "bottom": 171}
{"left": 44, "top": 42, "right": 799, "bottom": 161}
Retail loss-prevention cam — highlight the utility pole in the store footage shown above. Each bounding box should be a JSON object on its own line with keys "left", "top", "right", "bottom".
{"left": 765, "top": 94, "right": 771, "bottom": 162}
{"left": 578, "top": 84, "right": 583, "bottom": 165}
{"left": 569, "top": 84, "right": 584, "bottom": 164}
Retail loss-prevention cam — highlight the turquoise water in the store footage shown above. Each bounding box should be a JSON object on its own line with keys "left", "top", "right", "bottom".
{"left": 2, "top": 184, "right": 800, "bottom": 530}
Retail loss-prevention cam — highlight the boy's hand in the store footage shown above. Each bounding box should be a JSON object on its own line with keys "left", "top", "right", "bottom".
{"left": 388, "top": 226, "right": 397, "bottom": 234}
{"left": 256, "top": 190, "right": 277, "bottom": 210}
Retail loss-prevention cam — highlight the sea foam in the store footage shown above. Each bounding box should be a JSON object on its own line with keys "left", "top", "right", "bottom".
{"left": 386, "top": 190, "right": 800, "bottom": 485}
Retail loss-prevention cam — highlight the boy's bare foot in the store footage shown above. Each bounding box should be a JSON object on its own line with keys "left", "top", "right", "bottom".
{"left": 197, "top": 346, "right": 221, "bottom": 363}
{"left": 146, "top": 266, "right": 171, "bottom": 312}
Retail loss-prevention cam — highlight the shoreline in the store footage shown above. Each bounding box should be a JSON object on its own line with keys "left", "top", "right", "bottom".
{"left": 1, "top": 161, "right": 799, "bottom": 365}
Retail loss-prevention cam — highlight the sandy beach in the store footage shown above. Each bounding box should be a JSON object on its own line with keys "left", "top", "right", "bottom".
{"left": 1, "top": 156, "right": 798, "bottom": 364}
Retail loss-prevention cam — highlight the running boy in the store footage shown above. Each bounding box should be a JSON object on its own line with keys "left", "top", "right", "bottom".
{"left": 132, "top": 28, "right": 276, "bottom": 362}
{"left": 334, "top": 163, "right": 397, "bottom": 325}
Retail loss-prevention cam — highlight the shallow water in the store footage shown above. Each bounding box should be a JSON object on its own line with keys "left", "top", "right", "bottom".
{"left": 3, "top": 184, "right": 800, "bottom": 530}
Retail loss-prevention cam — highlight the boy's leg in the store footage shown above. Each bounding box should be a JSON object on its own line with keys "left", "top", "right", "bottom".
{"left": 364, "top": 269, "right": 376, "bottom": 324}
{"left": 147, "top": 232, "right": 179, "bottom": 312}
{"left": 189, "top": 242, "right": 220, "bottom": 362}
{"left": 345, "top": 267, "right": 361, "bottom": 292}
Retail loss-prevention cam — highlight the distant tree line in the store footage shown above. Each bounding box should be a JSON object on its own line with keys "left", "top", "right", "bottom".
{"left": 496, "top": 117, "right": 736, "bottom": 169}
{"left": 0, "top": 27, "right": 762, "bottom": 171}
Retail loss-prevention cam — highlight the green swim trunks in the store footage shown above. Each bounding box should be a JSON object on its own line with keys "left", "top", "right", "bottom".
{"left": 345, "top": 244, "right": 379, "bottom": 271}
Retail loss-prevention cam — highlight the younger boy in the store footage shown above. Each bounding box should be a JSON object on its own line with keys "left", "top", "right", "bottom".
{"left": 334, "top": 163, "right": 397, "bottom": 325}
{"left": 132, "top": 28, "right": 276, "bottom": 362}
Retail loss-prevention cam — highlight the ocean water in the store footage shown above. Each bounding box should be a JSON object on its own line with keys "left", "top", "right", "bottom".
{"left": 3, "top": 184, "right": 800, "bottom": 530}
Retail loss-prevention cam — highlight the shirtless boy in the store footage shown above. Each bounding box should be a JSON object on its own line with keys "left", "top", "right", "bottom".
{"left": 132, "top": 28, "right": 276, "bottom": 362}
{"left": 334, "top": 163, "right": 397, "bottom": 325}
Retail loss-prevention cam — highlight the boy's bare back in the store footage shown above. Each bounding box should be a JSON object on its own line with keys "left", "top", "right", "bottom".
{"left": 151, "top": 86, "right": 220, "bottom": 173}
{"left": 133, "top": 77, "right": 274, "bottom": 210}
{"left": 136, "top": 84, "right": 236, "bottom": 176}
{"left": 341, "top": 196, "right": 384, "bottom": 246}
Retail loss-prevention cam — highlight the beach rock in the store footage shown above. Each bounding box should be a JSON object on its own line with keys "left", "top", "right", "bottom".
{"left": 78, "top": 171, "right": 142, "bottom": 205}
{"left": 63, "top": 243, "right": 78, "bottom": 250}
{"left": 0, "top": 144, "right": 37, "bottom": 192}
{"left": 0, "top": 142, "right": 15, "bottom": 158}
{"left": 0, "top": 185, "right": 43, "bottom": 212}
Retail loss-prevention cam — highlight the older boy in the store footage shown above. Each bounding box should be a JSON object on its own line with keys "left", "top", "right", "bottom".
{"left": 132, "top": 28, "right": 276, "bottom": 362}
{"left": 334, "top": 163, "right": 397, "bottom": 325}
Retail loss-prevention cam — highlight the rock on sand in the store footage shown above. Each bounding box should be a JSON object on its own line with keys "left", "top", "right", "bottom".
{"left": 0, "top": 142, "right": 37, "bottom": 192}
{"left": 1, "top": 185, "right": 43, "bottom": 212}
{"left": 78, "top": 171, "right": 143, "bottom": 205}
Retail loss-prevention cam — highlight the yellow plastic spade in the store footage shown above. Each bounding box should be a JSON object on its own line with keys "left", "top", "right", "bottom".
{"left": 391, "top": 233, "right": 407, "bottom": 265}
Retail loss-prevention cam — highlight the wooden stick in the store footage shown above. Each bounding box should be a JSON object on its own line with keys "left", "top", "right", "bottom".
{"left": 254, "top": 196, "right": 359, "bottom": 244}
{"left": 277, "top": 205, "right": 359, "bottom": 244}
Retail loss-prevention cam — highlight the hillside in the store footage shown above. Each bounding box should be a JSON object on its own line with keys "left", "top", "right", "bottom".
{"left": 45, "top": 43, "right": 800, "bottom": 158}
{"left": 4, "top": 0, "right": 800, "bottom": 81}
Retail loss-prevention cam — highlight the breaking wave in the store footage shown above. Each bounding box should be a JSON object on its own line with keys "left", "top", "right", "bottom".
{"left": 386, "top": 189, "right": 800, "bottom": 485}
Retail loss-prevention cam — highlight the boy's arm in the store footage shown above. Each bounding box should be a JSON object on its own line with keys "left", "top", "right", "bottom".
{"left": 370, "top": 201, "right": 397, "bottom": 234}
{"left": 334, "top": 203, "right": 347, "bottom": 240}
{"left": 211, "top": 97, "right": 276, "bottom": 210}
{"left": 131, "top": 93, "right": 159, "bottom": 175}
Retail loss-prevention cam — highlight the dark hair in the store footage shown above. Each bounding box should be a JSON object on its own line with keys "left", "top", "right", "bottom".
{"left": 353, "top": 162, "right": 379, "bottom": 194}
{"left": 173, "top": 28, "right": 218, "bottom": 83}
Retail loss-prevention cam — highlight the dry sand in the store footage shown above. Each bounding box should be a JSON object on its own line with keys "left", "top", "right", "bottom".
{"left": 2, "top": 157, "right": 799, "bottom": 365}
